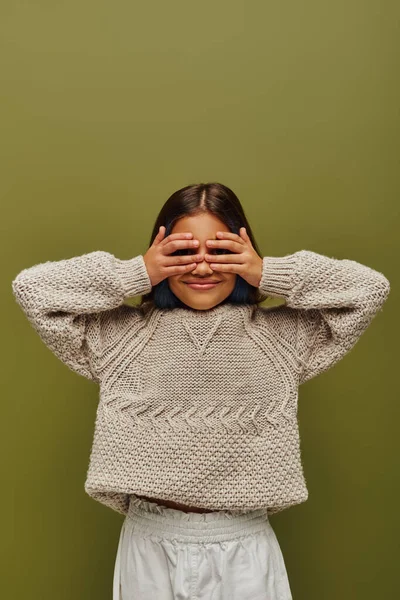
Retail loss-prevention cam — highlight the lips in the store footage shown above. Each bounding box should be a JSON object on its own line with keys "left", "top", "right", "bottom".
{"left": 184, "top": 281, "right": 221, "bottom": 285}
{"left": 185, "top": 281, "right": 221, "bottom": 290}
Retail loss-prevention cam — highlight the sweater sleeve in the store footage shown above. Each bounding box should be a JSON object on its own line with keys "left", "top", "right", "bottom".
{"left": 258, "top": 250, "right": 390, "bottom": 385}
{"left": 11, "top": 251, "right": 153, "bottom": 382}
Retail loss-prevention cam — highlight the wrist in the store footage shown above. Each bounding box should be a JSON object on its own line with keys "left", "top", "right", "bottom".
{"left": 258, "top": 254, "right": 297, "bottom": 299}
{"left": 114, "top": 254, "right": 153, "bottom": 298}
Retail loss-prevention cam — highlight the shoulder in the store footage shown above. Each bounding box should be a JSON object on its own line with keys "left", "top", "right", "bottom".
{"left": 250, "top": 302, "right": 300, "bottom": 345}
{"left": 89, "top": 302, "right": 153, "bottom": 356}
{"left": 250, "top": 302, "right": 322, "bottom": 357}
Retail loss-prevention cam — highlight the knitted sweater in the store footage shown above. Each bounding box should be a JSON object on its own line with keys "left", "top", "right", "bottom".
{"left": 11, "top": 249, "right": 390, "bottom": 516}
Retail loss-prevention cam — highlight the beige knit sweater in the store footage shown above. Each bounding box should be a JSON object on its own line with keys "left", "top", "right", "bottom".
{"left": 11, "top": 249, "right": 390, "bottom": 516}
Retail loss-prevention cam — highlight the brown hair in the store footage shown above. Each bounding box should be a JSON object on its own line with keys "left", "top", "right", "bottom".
{"left": 139, "top": 182, "right": 267, "bottom": 309}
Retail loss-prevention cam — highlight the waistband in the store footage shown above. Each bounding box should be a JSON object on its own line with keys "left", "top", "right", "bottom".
{"left": 126, "top": 495, "right": 271, "bottom": 542}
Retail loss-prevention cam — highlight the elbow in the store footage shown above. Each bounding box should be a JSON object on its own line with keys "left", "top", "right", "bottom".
{"left": 378, "top": 273, "right": 391, "bottom": 303}
{"left": 371, "top": 272, "right": 391, "bottom": 312}
{"left": 11, "top": 274, "right": 24, "bottom": 304}
{"left": 11, "top": 271, "right": 32, "bottom": 311}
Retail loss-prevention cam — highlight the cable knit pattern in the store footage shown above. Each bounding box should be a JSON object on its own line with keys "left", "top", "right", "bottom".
{"left": 11, "top": 250, "right": 390, "bottom": 516}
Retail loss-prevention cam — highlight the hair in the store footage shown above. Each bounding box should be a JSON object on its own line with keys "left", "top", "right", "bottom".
{"left": 138, "top": 182, "right": 268, "bottom": 310}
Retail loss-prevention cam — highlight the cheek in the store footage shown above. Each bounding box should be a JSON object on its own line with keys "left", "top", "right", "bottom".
{"left": 168, "top": 276, "right": 182, "bottom": 287}
{"left": 224, "top": 274, "right": 237, "bottom": 287}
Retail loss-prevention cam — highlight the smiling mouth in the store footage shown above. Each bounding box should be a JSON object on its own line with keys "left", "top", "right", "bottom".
{"left": 184, "top": 282, "right": 221, "bottom": 290}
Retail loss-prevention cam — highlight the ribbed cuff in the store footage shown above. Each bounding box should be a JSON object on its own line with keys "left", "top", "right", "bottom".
{"left": 258, "top": 254, "right": 298, "bottom": 300}
{"left": 114, "top": 254, "right": 153, "bottom": 298}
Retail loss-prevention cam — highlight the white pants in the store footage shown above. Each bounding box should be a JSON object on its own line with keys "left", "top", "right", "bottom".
{"left": 113, "top": 495, "right": 293, "bottom": 600}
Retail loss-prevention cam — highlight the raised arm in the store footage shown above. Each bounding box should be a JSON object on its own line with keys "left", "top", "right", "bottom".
{"left": 258, "top": 250, "right": 390, "bottom": 384}
{"left": 11, "top": 251, "right": 152, "bottom": 382}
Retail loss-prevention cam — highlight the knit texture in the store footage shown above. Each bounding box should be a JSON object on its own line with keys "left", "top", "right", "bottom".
{"left": 11, "top": 249, "right": 390, "bottom": 516}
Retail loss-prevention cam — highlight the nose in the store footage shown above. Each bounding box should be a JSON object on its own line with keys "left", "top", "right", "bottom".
{"left": 190, "top": 250, "right": 214, "bottom": 275}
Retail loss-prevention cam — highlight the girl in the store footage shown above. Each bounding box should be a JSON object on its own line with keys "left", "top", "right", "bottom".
{"left": 12, "top": 182, "right": 390, "bottom": 599}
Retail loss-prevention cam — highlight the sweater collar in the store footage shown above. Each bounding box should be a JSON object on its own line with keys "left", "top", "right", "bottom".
{"left": 141, "top": 302, "right": 257, "bottom": 355}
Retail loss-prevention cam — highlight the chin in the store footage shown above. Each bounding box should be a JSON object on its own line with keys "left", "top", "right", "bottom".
{"left": 169, "top": 280, "right": 235, "bottom": 309}
{"left": 179, "top": 294, "right": 229, "bottom": 310}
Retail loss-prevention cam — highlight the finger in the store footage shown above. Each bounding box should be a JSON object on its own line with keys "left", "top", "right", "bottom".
{"left": 153, "top": 225, "right": 165, "bottom": 245}
{"left": 206, "top": 238, "right": 244, "bottom": 252}
{"left": 162, "top": 262, "right": 199, "bottom": 274}
{"left": 215, "top": 231, "right": 246, "bottom": 244}
{"left": 159, "top": 232, "right": 193, "bottom": 247}
{"left": 239, "top": 227, "right": 251, "bottom": 243}
{"left": 163, "top": 253, "right": 203, "bottom": 266}
{"left": 162, "top": 238, "right": 200, "bottom": 254}
{"left": 204, "top": 253, "right": 246, "bottom": 264}
{"left": 207, "top": 262, "right": 243, "bottom": 274}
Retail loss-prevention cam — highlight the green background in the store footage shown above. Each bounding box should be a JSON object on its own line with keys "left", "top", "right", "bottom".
{"left": 2, "top": 1, "right": 398, "bottom": 598}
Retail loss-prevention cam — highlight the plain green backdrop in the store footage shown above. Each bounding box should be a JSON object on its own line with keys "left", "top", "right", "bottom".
{"left": 2, "top": 1, "right": 399, "bottom": 599}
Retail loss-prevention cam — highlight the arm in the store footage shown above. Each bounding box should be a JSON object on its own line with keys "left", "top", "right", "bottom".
{"left": 11, "top": 251, "right": 152, "bottom": 382}
{"left": 258, "top": 250, "right": 390, "bottom": 384}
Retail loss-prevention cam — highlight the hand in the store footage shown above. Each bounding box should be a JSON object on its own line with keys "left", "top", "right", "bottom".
{"left": 205, "top": 228, "right": 263, "bottom": 288}
{"left": 143, "top": 226, "right": 204, "bottom": 287}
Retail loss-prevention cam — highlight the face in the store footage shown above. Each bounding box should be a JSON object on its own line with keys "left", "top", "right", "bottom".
{"left": 167, "top": 213, "right": 237, "bottom": 310}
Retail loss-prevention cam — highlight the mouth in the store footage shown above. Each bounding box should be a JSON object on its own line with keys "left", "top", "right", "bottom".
{"left": 184, "top": 281, "right": 221, "bottom": 290}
